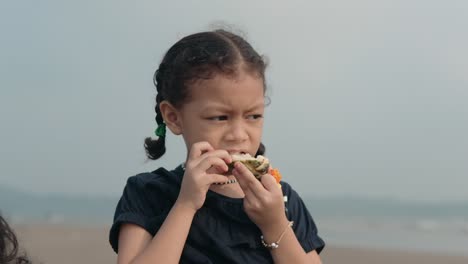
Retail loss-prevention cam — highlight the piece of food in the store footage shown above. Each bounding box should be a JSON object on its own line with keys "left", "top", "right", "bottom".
{"left": 229, "top": 153, "right": 270, "bottom": 178}
{"left": 228, "top": 154, "right": 282, "bottom": 186}
{"left": 269, "top": 168, "right": 282, "bottom": 185}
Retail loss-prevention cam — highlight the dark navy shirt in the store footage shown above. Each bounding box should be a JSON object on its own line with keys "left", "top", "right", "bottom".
{"left": 109, "top": 165, "right": 325, "bottom": 263}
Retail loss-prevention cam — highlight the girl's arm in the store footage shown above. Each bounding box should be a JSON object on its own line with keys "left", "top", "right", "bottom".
{"left": 116, "top": 142, "right": 232, "bottom": 264}
{"left": 117, "top": 201, "right": 196, "bottom": 264}
{"left": 260, "top": 219, "right": 322, "bottom": 264}
{"left": 232, "top": 162, "right": 322, "bottom": 264}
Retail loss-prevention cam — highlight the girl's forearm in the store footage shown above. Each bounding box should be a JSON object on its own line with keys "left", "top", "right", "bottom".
{"left": 130, "top": 201, "right": 196, "bottom": 264}
{"left": 261, "top": 221, "right": 321, "bottom": 264}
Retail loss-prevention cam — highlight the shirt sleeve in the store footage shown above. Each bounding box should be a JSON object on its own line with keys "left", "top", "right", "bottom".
{"left": 283, "top": 182, "right": 325, "bottom": 254}
{"left": 108, "top": 174, "right": 169, "bottom": 253}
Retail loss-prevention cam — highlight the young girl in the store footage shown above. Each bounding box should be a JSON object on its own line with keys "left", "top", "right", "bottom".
{"left": 109, "top": 29, "right": 325, "bottom": 264}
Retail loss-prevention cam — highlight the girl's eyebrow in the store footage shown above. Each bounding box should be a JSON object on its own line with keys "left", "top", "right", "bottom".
{"left": 200, "top": 104, "right": 230, "bottom": 112}
{"left": 201, "top": 102, "right": 265, "bottom": 112}
{"left": 247, "top": 102, "right": 265, "bottom": 111}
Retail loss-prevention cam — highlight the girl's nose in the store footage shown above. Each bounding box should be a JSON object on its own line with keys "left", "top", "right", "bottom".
{"left": 225, "top": 120, "right": 249, "bottom": 142}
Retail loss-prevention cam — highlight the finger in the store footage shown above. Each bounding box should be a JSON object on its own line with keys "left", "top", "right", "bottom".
{"left": 232, "top": 162, "right": 267, "bottom": 198}
{"left": 261, "top": 173, "right": 281, "bottom": 192}
{"left": 231, "top": 162, "right": 252, "bottom": 190}
{"left": 241, "top": 179, "right": 267, "bottom": 202}
{"left": 242, "top": 188, "right": 258, "bottom": 200}
{"left": 197, "top": 156, "right": 230, "bottom": 174}
{"left": 243, "top": 193, "right": 261, "bottom": 211}
{"left": 188, "top": 141, "right": 214, "bottom": 160}
{"left": 206, "top": 173, "right": 233, "bottom": 185}
{"left": 188, "top": 148, "right": 232, "bottom": 171}
{"left": 199, "top": 149, "right": 232, "bottom": 165}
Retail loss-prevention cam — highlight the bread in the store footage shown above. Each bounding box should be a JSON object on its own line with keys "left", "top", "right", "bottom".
{"left": 228, "top": 153, "right": 270, "bottom": 179}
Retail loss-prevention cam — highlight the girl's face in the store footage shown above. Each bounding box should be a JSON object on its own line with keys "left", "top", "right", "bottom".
{"left": 171, "top": 71, "right": 265, "bottom": 157}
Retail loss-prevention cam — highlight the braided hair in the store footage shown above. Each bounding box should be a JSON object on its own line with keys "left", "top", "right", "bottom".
{"left": 144, "top": 29, "right": 268, "bottom": 160}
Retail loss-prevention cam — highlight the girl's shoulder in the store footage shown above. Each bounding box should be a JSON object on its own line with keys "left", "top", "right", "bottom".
{"left": 124, "top": 165, "right": 183, "bottom": 196}
{"left": 278, "top": 180, "right": 295, "bottom": 196}
{"left": 278, "top": 180, "right": 308, "bottom": 208}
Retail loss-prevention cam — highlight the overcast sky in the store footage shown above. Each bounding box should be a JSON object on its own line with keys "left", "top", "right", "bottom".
{"left": 1, "top": 0, "right": 467, "bottom": 201}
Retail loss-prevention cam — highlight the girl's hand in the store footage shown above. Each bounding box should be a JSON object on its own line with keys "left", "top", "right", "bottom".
{"left": 232, "top": 162, "right": 288, "bottom": 232}
{"left": 176, "top": 142, "right": 232, "bottom": 212}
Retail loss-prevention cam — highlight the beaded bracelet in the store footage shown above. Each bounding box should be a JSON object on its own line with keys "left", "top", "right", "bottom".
{"left": 260, "top": 221, "right": 294, "bottom": 249}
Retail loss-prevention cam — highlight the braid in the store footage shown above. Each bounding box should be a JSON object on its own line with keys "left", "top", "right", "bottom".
{"left": 144, "top": 67, "right": 167, "bottom": 160}
{"left": 154, "top": 64, "right": 167, "bottom": 126}
{"left": 155, "top": 95, "right": 164, "bottom": 125}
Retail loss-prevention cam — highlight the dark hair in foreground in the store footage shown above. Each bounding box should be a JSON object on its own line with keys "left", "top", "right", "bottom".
{"left": 0, "top": 215, "right": 32, "bottom": 264}
{"left": 144, "top": 29, "right": 268, "bottom": 160}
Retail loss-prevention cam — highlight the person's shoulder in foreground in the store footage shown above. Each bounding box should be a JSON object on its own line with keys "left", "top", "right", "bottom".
{"left": 1, "top": 214, "right": 33, "bottom": 264}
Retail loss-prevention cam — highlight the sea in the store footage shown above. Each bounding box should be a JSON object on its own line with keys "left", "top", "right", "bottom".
{"left": 1, "top": 186, "right": 467, "bottom": 256}
{"left": 308, "top": 196, "right": 468, "bottom": 256}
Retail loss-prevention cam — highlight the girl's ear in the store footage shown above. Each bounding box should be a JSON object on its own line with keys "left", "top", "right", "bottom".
{"left": 159, "top": 101, "right": 183, "bottom": 135}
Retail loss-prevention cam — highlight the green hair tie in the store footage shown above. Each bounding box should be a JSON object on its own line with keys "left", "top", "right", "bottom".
{"left": 154, "top": 123, "right": 166, "bottom": 138}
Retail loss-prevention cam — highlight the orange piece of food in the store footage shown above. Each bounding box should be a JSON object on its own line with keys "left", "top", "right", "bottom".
{"left": 269, "top": 168, "right": 282, "bottom": 184}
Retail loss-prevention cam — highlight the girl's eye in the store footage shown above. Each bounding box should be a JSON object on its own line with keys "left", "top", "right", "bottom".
{"left": 247, "top": 114, "right": 263, "bottom": 120}
{"left": 208, "top": 116, "right": 228, "bottom": 121}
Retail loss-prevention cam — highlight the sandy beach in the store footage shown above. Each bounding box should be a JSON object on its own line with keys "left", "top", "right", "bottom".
{"left": 14, "top": 224, "right": 468, "bottom": 264}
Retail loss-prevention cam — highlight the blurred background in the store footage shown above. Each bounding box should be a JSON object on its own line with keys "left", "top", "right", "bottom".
{"left": 1, "top": 0, "right": 467, "bottom": 263}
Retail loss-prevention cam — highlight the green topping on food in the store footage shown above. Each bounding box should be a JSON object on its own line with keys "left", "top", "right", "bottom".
{"left": 228, "top": 153, "right": 270, "bottom": 179}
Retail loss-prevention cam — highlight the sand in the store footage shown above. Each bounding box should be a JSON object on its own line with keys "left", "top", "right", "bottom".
{"left": 13, "top": 224, "right": 468, "bottom": 264}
